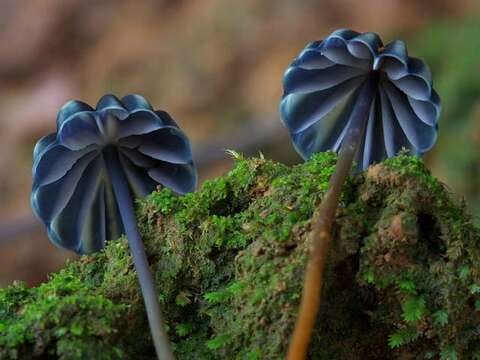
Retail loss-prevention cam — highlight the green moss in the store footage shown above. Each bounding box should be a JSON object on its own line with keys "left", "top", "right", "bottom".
{"left": 2, "top": 153, "right": 480, "bottom": 359}
{"left": 0, "top": 271, "right": 128, "bottom": 359}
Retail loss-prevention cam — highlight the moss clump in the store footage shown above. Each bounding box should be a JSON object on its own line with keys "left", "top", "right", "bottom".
{"left": 1, "top": 152, "right": 480, "bottom": 359}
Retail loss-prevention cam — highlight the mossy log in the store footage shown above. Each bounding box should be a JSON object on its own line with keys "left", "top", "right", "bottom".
{"left": 1, "top": 153, "right": 480, "bottom": 359}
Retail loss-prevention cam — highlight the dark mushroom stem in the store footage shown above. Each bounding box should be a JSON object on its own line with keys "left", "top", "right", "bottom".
{"left": 104, "top": 147, "right": 174, "bottom": 360}
{"left": 287, "top": 73, "right": 378, "bottom": 359}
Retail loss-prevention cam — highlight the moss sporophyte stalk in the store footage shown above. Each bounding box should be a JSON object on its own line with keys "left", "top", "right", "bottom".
{"left": 4, "top": 154, "right": 480, "bottom": 359}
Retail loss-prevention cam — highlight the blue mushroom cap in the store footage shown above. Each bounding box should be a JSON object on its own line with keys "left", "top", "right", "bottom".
{"left": 31, "top": 94, "right": 197, "bottom": 254}
{"left": 280, "top": 29, "right": 440, "bottom": 170}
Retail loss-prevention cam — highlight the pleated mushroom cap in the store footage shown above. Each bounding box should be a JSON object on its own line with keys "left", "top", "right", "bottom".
{"left": 31, "top": 94, "right": 197, "bottom": 254}
{"left": 280, "top": 29, "right": 440, "bottom": 170}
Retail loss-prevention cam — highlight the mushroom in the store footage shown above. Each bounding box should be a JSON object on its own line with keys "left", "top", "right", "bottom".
{"left": 280, "top": 29, "right": 440, "bottom": 359}
{"left": 31, "top": 94, "right": 197, "bottom": 360}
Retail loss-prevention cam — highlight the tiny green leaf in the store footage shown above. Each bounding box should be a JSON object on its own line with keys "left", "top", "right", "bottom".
{"left": 402, "top": 297, "right": 426, "bottom": 323}
{"left": 70, "top": 323, "right": 83, "bottom": 336}
{"left": 364, "top": 269, "right": 375, "bottom": 284}
{"left": 388, "top": 333, "right": 404, "bottom": 348}
{"left": 227, "top": 281, "right": 246, "bottom": 295}
{"left": 433, "top": 310, "right": 448, "bottom": 326}
{"left": 206, "top": 334, "right": 231, "bottom": 350}
{"left": 470, "top": 284, "right": 480, "bottom": 294}
{"left": 175, "top": 291, "right": 192, "bottom": 307}
{"left": 398, "top": 280, "right": 416, "bottom": 294}
{"left": 440, "top": 346, "right": 458, "bottom": 360}
{"left": 458, "top": 265, "right": 470, "bottom": 280}
{"left": 175, "top": 323, "right": 193, "bottom": 337}
{"left": 388, "top": 328, "right": 418, "bottom": 348}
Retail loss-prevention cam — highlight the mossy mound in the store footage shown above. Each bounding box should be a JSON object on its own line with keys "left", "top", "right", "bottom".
{"left": 1, "top": 153, "right": 480, "bottom": 359}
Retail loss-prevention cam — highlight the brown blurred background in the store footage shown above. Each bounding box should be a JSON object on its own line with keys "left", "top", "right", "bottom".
{"left": 1, "top": 0, "right": 480, "bottom": 287}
